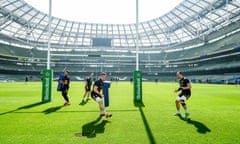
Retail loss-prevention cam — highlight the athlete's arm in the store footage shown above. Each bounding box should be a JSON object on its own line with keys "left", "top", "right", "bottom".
{"left": 182, "top": 82, "right": 192, "bottom": 90}
{"left": 93, "top": 85, "right": 103, "bottom": 97}
{"left": 174, "top": 81, "right": 191, "bottom": 92}
{"left": 63, "top": 79, "right": 68, "bottom": 85}
{"left": 174, "top": 89, "right": 179, "bottom": 93}
{"left": 174, "top": 87, "right": 182, "bottom": 93}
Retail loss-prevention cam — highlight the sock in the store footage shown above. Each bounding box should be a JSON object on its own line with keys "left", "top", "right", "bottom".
{"left": 185, "top": 109, "right": 189, "bottom": 113}
{"left": 176, "top": 110, "right": 180, "bottom": 114}
{"left": 101, "top": 110, "right": 106, "bottom": 114}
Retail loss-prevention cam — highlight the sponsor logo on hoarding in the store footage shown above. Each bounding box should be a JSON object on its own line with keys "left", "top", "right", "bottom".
{"left": 137, "top": 73, "right": 141, "bottom": 77}
{"left": 136, "top": 78, "right": 141, "bottom": 100}
{"left": 44, "top": 78, "right": 49, "bottom": 100}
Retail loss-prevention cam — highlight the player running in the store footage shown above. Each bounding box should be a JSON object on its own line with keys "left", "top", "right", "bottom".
{"left": 174, "top": 71, "right": 192, "bottom": 119}
{"left": 61, "top": 71, "right": 70, "bottom": 106}
{"left": 81, "top": 73, "right": 94, "bottom": 103}
{"left": 91, "top": 72, "right": 112, "bottom": 118}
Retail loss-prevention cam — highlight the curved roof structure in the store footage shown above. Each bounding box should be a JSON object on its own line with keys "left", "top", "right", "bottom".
{"left": 23, "top": 0, "right": 184, "bottom": 24}
{"left": 0, "top": 0, "right": 240, "bottom": 51}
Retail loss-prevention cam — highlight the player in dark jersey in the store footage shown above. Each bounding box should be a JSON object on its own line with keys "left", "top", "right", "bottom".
{"left": 91, "top": 72, "right": 112, "bottom": 118}
{"left": 61, "top": 71, "right": 70, "bottom": 106}
{"left": 174, "top": 71, "right": 192, "bottom": 119}
{"left": 81, "top": 73, "right": 94, "bottom": 102}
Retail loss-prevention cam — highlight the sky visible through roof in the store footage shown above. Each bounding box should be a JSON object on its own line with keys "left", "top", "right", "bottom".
{"left": 24, "top": 0, "right": 183, "bottom": 24}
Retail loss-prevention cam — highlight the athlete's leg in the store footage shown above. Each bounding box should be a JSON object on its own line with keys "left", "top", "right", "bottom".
{"left": 62, "top": 89, "right": 70, "bottom": 105}
{"left": 175, "top": 96, "right": 183, "bottom": 114}
{"left": 95, "top": 97, "right": 112, "bottom": 118}
{"left": 175, "top": 100, "right": 181, "bottom": 114}
{"left": 82, "top": 89, "right": 89, "bottom": 101}
{"left": 95, "top": 97, "right": 106, "bottom": 114}
{"left": 181, "top": 101, "right": 188, "bottom": 112}
{"left": 182, "top": 95, "right": 190, "bottom": 113}
{"left": 62, "top": 90, "right": 69, "bottom": 102}
{"left": 180, "top": 98, "right": 189, "bottom": 119}
{"left": 86, "top": 91, "right": 90, "bottom": 99}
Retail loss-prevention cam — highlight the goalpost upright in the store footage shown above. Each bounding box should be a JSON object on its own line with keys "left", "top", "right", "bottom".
{"left": 134, "top": 0, "right": 143, "bottom": 103}
{"left": 42, "top": 0, "right": 53, "bottom": 103}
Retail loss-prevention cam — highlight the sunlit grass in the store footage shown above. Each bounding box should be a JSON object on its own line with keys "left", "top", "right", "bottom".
{"left": 0, "top": 82, "right": 239, "bottom": 144}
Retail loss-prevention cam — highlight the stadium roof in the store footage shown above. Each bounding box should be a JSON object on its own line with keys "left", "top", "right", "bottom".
{"left": 23, "top": 0, "right": 183, "bottom": 24}
{"left": 0, "top": 0, "right": 240, "bottom": 51}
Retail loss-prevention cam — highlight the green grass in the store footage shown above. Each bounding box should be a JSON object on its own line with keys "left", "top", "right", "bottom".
{"left": 0, "top": 81, "right": 240, "bottom": 144}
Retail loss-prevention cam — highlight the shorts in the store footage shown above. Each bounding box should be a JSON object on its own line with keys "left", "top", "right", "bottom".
{"left": 91, "top": 92, "right": 102, "bottom": 102}
{"left": 176, "top": 95, "right": 190, "bottom": 102}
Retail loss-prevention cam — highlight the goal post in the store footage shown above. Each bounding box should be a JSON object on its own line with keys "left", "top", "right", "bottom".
{"left": 42, "top": 0, "right": 53, "bottom": 103}
{"left": 42, "top": 69, "right": 53, "bottom": 103}
{"left": 134, "top": 70, "right": 142, "bottom": 102}
{"left": 133, "top": 0, "right": 142, "bottom": 103}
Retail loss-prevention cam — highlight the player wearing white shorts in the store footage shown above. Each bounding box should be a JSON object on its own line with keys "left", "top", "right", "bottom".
{"left": 174, "top": 71, "right": 192, "bottom": 119}
{"left": 91, "top": 72, "right": 112, "bottom": 118}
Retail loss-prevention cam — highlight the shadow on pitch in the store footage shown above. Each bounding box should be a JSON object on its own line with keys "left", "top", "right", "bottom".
{"left": 177, "top": 114, "right": 211, "bottom": 134}
{"left": 0, "top": 102, "right": 45, "bottom": 116}
{"left": 8, "top": 109, "right": 138, "bottom": 114}
{"left": 75, "top": 116, "right": 110, "bottom": 138}
{"left": 134, "top": 101, "right": 156, "bottom": 144}
{"left": 42, "top": 105, "right": 63, "bottom": 114}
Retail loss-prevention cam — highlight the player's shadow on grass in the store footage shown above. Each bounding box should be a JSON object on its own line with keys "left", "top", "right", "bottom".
{"left": 177, "top": 115, "right": 211, "bottom": 134}
{"left": 17, "top": 102, "right": 45, "bottom": 109}
{"left": 0, "top": 101, "right": 45, "bottom": 116}
{"left": 75, "top": 116, "right": 110, "bottom": 138}
{"left": 134, "top": 101, "right": 156, "bottom": 144}
{"left": 42, "top": 105, "right": 64, "bottom": 114}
